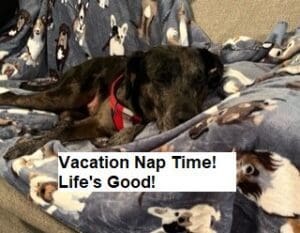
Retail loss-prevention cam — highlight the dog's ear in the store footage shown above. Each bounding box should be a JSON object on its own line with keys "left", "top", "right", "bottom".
{"left": 147, "top": 207, "right": 169, "bottom": 218}
{"left": 199, "top": 49, "right": 224, "bottom": 89}
{"left": 121, "top": 23, "right": 128, "bottom": 36}
{"left": 110, "top": 15, "right": 117, "bottom": 28}
{"left": 41, "top": 16, "right": 47, "bottom": 25}
{"left": 125, "top": 51, "right": 144, "bottom": 99}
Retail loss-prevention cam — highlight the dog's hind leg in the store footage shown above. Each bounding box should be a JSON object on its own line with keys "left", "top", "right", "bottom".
{"left": 0, "top": 84, "right": 98, "bottom": 112}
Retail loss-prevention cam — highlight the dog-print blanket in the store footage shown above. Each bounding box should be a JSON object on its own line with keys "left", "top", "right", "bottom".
{"left": 1, "top": 0, "right": 300, "bottom": 232}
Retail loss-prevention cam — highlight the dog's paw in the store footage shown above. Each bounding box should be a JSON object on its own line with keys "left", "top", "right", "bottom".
{"left": 91, "top": 137, "right": 109, "bottom": 148}
{"left": 4, "top": 137, "right": 42, "bottom": 160}
{"left": 107, "top": 125, "right": 145, "bottom": 146}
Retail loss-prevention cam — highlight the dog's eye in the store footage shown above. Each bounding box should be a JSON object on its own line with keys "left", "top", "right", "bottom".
{"left": 243, "top": 164, "right": 255, "bottom": 175}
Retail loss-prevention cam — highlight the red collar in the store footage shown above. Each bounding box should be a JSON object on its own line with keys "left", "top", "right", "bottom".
{"left": 109, "top": 74, "right": 142, "bottom": 131}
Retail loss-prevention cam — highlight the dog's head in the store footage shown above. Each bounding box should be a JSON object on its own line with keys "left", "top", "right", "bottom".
{"left": 17, "top": 9, "right": 31, "bottom": 30}
{"left": 37, "top": 181, "right": 58, "bottom": 203}
{"left": 148, "top": 206, "right": 192, "bottom": 233}
{"left": 125, "top": 46, "right": 223, "bottom": 131}
{"left": 1, "top": 62, "right": 19, "bottom": 78}
{"left": 110, "top": 15, "right": 128, "bottom": 44}
{"left": 33, "top": 17, "right": 47, "bottom": 36}
{"left": 77, "top": 0, "right": 89, "bottom": 25}
{"left": 57, "top": 23, "right": 70, "bottom": 47}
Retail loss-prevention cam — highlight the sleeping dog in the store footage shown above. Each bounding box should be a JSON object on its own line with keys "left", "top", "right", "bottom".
{"left": 0, "top": 46, "right": 223, "bottom": 160}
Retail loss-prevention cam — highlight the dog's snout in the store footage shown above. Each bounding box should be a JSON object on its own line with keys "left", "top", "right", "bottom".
{"left": 160, "top": 103, "right": 199, "bottom": 131}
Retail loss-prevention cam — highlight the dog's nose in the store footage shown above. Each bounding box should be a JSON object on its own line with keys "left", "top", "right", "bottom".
{"left": 176, "top": 111, "right": 195, "bottom": 125}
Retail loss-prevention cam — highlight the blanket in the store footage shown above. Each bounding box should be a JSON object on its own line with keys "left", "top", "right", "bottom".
{"left": 1, "top": 0, "right": 300, "bottom": 232}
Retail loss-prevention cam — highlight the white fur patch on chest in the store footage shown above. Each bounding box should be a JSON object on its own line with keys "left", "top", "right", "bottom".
{"left": 27, "top": 36, "right": 44, "bottom": 60}
{"left": 8, "top": 30, "right": 17, "bottom": 36}
{"left": 57, "top": 48, "right": 65, "bottom": 60}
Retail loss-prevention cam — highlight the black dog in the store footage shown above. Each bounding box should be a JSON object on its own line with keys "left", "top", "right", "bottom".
{"left": 0, "top": 46, "right": 223, "bottom": 160}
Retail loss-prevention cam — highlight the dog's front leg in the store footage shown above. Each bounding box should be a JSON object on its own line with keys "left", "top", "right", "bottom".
{"left": 59, "top": 116, "right": 112, "bottom": 141}
{"left": 4, "top": 120, "right": 72, "bottom": 160}
{"left": 106, "top": 124, "right": 145, "bottom": 147}
{"left": 4, "top": 116, "right": 110, "bottom": 160}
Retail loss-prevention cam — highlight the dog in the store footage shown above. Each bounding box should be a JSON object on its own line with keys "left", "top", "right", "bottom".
{"left": 148, "top": 205, "right": 221, "bottom": 233}
{"left": 0, "top": 46, "right": 223, "bottom": 160}
{"left": 97, "top": 0, "right": 109, "bottom": 9}
{"left": 55, "top": 23, "right": 70, "bottom": 72}
{"left": 0, "top": 9, "right": 31, "bottom": 42}
{"left": 137, "top": 0, "right": 157, "bottom": 44}
{"left": 73, "top": 0, "right": 92, "bottom": 59}
{"left": 28, "top": 173, "right": 91, "bottom": 215}
{"left": 19, "top": 16, "right": 47, "bottom": 66}
{"left": 46, "top": 0, "right": 56, "bottom": 30}
{"left": 166, "top": 1, "right": 189, "bottom": 46}
{"left": 0, "top": 61, "right": 20, "bottom": 80}
{"left": 107, "top": 15, "right": 128, "bottom": 56}
{"left": 236, "top": 150, "right": 300, "bottom": 217}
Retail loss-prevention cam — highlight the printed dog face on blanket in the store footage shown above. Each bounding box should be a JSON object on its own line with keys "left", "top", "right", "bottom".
{"left": 0, "top": 46, "right": 223, "bottom": 160}
{"left": 29, "top": 173, "right": 91, "bottom": 214}
{"left": 10, "top": 9, "right": 31, "bottom": 37}
{"left": 0, "top": 62, "right": 19, "bottom": 80}
{"left": 109, "top": 15, "right": 128, "bottom": 56}
{"left": 148, "top": 204, "right": 221, "bottom": 233}
{"left": 0, "top": 9, "right": 31, "bottom": 42}
{"left": 236, "top": 150, "right": 300, "bottom": 217}
{"left": 97, "top": 0, "right": 109, "bottom": 9}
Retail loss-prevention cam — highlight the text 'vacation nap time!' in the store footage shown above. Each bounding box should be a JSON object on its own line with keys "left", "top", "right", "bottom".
{"left": 59, "top": 154, "right": 217, "bottom": 172}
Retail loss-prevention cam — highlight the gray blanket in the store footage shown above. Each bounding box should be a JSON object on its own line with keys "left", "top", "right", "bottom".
{"left": 1, "top": 0, "right": 300, "bottom": 232}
